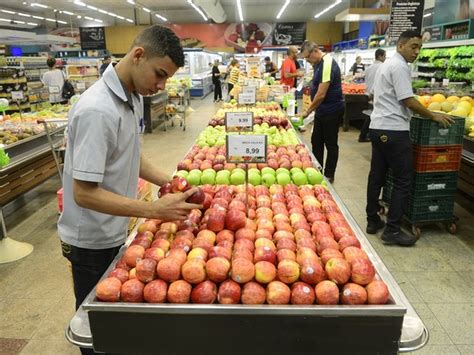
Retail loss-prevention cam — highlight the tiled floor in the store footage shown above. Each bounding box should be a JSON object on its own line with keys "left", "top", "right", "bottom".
{"left": 0, "top": 96, "right": 472, "bottom": 354}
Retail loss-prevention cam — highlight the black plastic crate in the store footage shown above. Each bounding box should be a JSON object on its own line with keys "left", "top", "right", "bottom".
{"left": 405, "top": 195, "right": 455, "bottom": 223}
{"left": 410, "top": 115, "right": 465, "bottom": 146}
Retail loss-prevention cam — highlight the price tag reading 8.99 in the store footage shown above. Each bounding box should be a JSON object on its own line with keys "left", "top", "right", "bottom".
{"left": 225, "top": 112, "right": 254, "bottom": 132}
{"left": 226, "top": 134, "right": 267, "bottom": 163}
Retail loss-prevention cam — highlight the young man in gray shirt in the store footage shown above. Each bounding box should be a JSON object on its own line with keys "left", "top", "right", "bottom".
{"left": 366, "top": 30, "right": 453, "bottom": 246}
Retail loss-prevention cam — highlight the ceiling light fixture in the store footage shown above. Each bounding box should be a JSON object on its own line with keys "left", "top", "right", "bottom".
{"left": 31, "top": 3, "right": 48, "bottom": 8}
{"left": 18, "top": 12, "right": 31, "bottom": 17}
{"left": 236, "top": 0, "right": 243, "bottom": 22}
{"left": 57, "top": 20, "right": 67, "bottom": 24}
{"left": 276, "top": 0, "right": 290, "bottom": 20}
{"left": 94, "top": 18, "right": 103, "bottom": 22}
{"left": 45, "top": 18, "right": 56, "bottom": 22}
{"left": 126, "top": 18, "right": 134, "bottom": 23}
{"left": 423, "top": 12, "right": 432, "bottom": 18}
{"left": 84, "top": 16, "right": 93, "bottom": 20}
{"left": 63, "top": 10, "right": 74, "bottom": 15}
{"left": 1, "top": 10, "right": 16, "bottom": 14}
{"left": 86, "top": 5, "right": 97, "bottom": 10}
{"left": 143, "top": 7, "right": 151, "bottom": 13}
{"left": 13, "top": 20, "right": 26, "bottom": 24}
{"left": 32, "top": 15, "right": 44, "bottom": 19}
{"left": 127, "top": 0, "right": 135, "bottom": 4}
{"left": 98, "top": 9, "right": 108, "bottom": 14}
{"left": 117, "top": 15, "right": 125, "bottom": 19}
{"left": 73, "top": 1, "right": 87, "bottom": 6}
{"left": 187, "top": 0, "right": 207, "bottom": 21}
{"left": 27, "top": 22, "right": 38, "bottom": 26}
{"left": 77, "top": 15, "right": 82, "bottom": 18}
{"left": 314, "top": 0, "right": 342, "bottom": 19}
{"left": 155, "top": 13, "right": 167, "bottom": 21}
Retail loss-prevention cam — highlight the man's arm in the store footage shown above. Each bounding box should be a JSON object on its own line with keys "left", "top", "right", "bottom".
{"left": 402, "top": 97, "right": 454, "bottom": 127}
{"left": 140, "top": 153, "right": 171, "bottom": 186}
{"left": 73, "top": 180, "right": 202, "bottom": 221}
{"left": 302, "top": 82, "right": 329, "bottom": 118}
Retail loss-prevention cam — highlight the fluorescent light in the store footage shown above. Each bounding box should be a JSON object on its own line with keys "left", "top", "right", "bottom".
{"left": 117, "top": 15, "right": 125, "bottom": 19}
{"left": 314, "top": 0, "right": 342, "bottom": 18}
{"left": 126, "top": 18, "right": 134, "bottom": 23}
{"left": 108, "top": 12, "right": 117, "bottom": 17}
{"left": 0, "top": 18, "right": 9, "bottom": 22}
{"left": 187, "top": 0, "right": 207, "bottom": 21}
{"left": 155, "top": 13, "right": 167, "bottom": 21}
{"left": 74, "top": 1, "right": 87, "bottom": 6}
{"left": 86, "top": 5, "right": 97, "bottom": 10}
{"left": 276, "top": 0, "right": 290, "bottom": 19}
{"left": 127, "top": 0, "right": 135, "bottom": 4}
{"left": 13, "top": 20, "right": 26, "bottom": 24}
{"left": 1, "top": 10, "right": 16, "bottom": 14}
{"left": 94, "top": 18, "right": 103, "bottom": 22}
{"left": 18, "top": 12, "right": 31, "bottom": 17}
{"left": 143, "top": 7, "right": 151, "bottom": 13}
{"left": 31, "top": 3, "right": 48, "bottom": 8}
{"left": 84, "top": 16, "right": 94, "bottom": 20}
{"left": 77, "top": 15, "right": 82, "bottom": 18}
{"left": 32, "top": 15, "right": 44, "bottom": 19}
{"left": 423, "top": 13, "right": 432, "bottom": 18}
{"left": 57, "top": 20, "right": 67, "bottom": 24}
{"left": 45, "top": 18, "right": 56, "bottom": 22}
{"left": 236, "top": 0, "right": 243, "bottom": 21}
{"left": 27, "top": 22, "right": 38, "bottom": 25}
{"left": 63, "top": 10, "right": 74, "bottom": 15}
{"left": 98, "top": 9, "right": 108, "bottom": 14}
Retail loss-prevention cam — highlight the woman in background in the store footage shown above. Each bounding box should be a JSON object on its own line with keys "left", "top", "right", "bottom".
{"left": 212, "top": 60, "right": 222, "bottom": 102}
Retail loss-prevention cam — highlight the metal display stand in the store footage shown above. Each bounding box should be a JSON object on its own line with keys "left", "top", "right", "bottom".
{"left": 165, "top": 86, "right": 189, "bottom": 131}
{"left": 66, "top": 122, "right": 428, "bottom": 354}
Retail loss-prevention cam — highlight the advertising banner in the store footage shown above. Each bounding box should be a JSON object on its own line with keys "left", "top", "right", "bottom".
{"left": 272, "top": 22, "right": 306, "bottom": 45}
{"left": 79, "top": 27, "right": 106, "bottom": 50}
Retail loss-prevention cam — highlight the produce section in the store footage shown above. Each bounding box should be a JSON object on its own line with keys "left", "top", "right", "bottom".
{"left": 67, "top": 103, "right": 427, "bottom": 354}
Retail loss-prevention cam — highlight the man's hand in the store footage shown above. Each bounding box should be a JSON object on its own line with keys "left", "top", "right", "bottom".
{"left": 296, "top": 70, "right": 305, "bottom": 78}
{"left": 431, "top": 112, "right": 455, "bottom": 128}
{"left": 152, "top": 188, "right": 203, "bottom": 221}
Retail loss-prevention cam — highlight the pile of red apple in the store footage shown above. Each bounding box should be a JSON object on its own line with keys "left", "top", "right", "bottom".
{"left": 177, "top": 144, "right": 314, "bottom": 172}
{"left": 97, "top": 183, "right": 389, "bottom": 306}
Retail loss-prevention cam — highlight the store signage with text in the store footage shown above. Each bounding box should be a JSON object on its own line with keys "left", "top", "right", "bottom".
{"left": 388, "top": 0, "right": 425, "bottom": 45}
{"left": 225, "top": 112, "right": 254, "bottom": 132}
{"left": 79, "top": 27, "right": 106, "bottom": 50}
{"left": 272, "top": 22, "right": 306, "bottom": 45}
{"left": 226, "top": 134, "right": 267, "bottom": 163}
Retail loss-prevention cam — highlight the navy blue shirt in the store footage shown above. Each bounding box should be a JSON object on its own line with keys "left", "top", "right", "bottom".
{"left": 310, "top": 54, "right": 344, "bottom": 116}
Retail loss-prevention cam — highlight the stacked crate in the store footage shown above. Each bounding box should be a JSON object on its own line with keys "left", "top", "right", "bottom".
{"left": 383, "top": 115, "right": 465, "bottom": 225}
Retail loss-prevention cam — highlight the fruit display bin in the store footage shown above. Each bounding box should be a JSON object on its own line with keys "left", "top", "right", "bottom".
{"left": 66, "top": 131, "right": 428, "bottom": 355}
{"left": 410, "top": 115, "right": 465, "bottom": 146}
{"left": 413, "top": 144, "right": 463, "bottom": 172}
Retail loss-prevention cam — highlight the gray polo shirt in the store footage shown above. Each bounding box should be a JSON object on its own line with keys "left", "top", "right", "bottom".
{"left": 370, "top": 52, "right": 414, "bottom": 131}
{"left": 58, "top": 64, "right": 143, "bottom": 250}
{"left": 364, "top": 60, "right": 383, "bottom": 96}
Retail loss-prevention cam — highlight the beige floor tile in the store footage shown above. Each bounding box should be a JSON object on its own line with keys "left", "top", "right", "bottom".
{"left": 457, "top": 345, "right": 474, "bottom": 354}
{"left": 31, "top": 296, "right": 77, "bottom": 341}
{"left": 386, "top": 245, "right": 454, "bottom": 272}
{"left": 407, "top": 344, "right": 461, "bottom": 355}
{"left": 20, "top": 339, "right": 80, "bottom": 354}
{"left": 390, "top": 271, "right": 424, "bottom": 304}
{"left": 429, "top": 303, "right": 474, "bottom": 345}
{"left": 410, "top": 303, "right": 453, "bottom": 345}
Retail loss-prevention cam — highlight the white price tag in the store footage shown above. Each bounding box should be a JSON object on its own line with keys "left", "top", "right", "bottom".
{"left": 430, "top": 78, "right": 436, "bottom": 85}
{"left": 226, "top": 134, "right": 267, "bottom": 163}
{"left": 241, "top": 86, "right": 256, "bottom": 96}
{"left": 442, "top": 79, "right": 449, "bottom": 86}
{"left": 225, "top": 112, "right": 253, "bottom": 132}
{"left": 11, "top": 91, "right": 24, "bottom": 100}
{"left": 238, "top": 92, "right": 256, "bottom": 105}
{"left": 77, "top": 82, "right": 86, "bottom": 90}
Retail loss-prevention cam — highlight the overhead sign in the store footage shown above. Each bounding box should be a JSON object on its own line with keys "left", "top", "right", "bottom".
{"left": 79, "top": 27, "right": 106, "bottom": 50}
{"left": 272, "top": 22, "right": 306, "bottom": 45}
{"left": 388, "top": 0, "right": 425, "bottom": 45}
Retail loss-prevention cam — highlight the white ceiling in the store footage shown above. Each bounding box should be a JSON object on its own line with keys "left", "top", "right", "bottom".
{"left": 0, "top": 0, "right": 351, "bottom": 29}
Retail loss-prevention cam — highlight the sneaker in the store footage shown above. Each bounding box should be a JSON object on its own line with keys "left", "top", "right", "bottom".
{"left": 381, "top": 230, "right": 418, "bottom": 246}
{"left": 326, "top": 176, "right": 334, "bottom": 184}
{"left": 366, "top": 219, "right": 385, "bottom": 234}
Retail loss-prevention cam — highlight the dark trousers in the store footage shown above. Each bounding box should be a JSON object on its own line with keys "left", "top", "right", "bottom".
{"left": 214, "top": 82, "right": 222, "bottom": 101}
{"left": 366, "top": 129, "right": 413, "bottom": 233}
{"left": 359, "top": 116, "right": 371, "bottom": 140}
{"left": 311, "top": 109, "right": 344, "bottom": 179}
{"left": 61, "top": 241, "right": 122, "bottom": 355}
{"left": 228, "top": 83, "right": 234, "bottom": 99}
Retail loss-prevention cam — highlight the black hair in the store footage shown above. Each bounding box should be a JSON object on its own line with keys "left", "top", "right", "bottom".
{"left": 264, "top": 56, "right": 270, "bottom": 61}
{"left": 397, "top": 30, "right": 422, "bottom": 44}
{"left": 131, "top": 25, "right": 184, "bottom": 67}
{"left": 46, "top": 57, "right": 56, "bottom": 68}
{"left": 103, "top": 55, "right": 111, "bottom": 60}
{"left": 375, "top": 48, "right": 386, "bottom": 59}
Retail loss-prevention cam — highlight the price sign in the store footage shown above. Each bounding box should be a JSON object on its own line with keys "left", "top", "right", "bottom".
{"left": 11, "top": 91, "right": 24, "bottom": 100}
{"left": 77, "top": 82, "right": 86, "bottom": 91}
{"left": 238, "top": 92, "right": 256, "bottom": 105}
{"left": 226, "top": 134, "right": 267, "bottom": 163}
{"left": 241, "top": 85, "right": 256, "bottom": 96}
{"left": 442, "top": 78, "right": 450, "bottom": 87}
{"left": 225, "top": 112, "right": 253, "bottom": 132}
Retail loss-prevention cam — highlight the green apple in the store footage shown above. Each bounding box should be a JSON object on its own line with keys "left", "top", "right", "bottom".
{"left": 215, "top": 174, "right": 230, "bottom": 185}
{"left": 202, "top": 168, "right": 216, "bottom": 177}
{"left": 248, "top": 173, "right": 261, "bottom": 186}
{"left": 262, "top": 173, "right": 276, "bottom": 187}
{"left": 321, "top": 180, "right": 328, "bottom": 187}
{"left": 201, "top": 173, "right": 216, "bottom": 185}
{"left": 216, "top": 170, "right": 231, "bottom": 178}
{"left": 175, "top": 170, "right": 188, "bottom": 178}
{"left": 248, "top": 168, "right": 260, "bottom": 176}
{"left": 230, "top": 171, "right": 246, "bottom": 185}
{"left": 290, "top": 167, "right": 303, "bottom": 176}
{"left": 186, "top": 173, "right": 201, "bottom": 186}
{"left": 276, "top": 173, "right": 291, "bottom": 186}
{"left": 189, "top": 169, "right": 202, "bottom": 178}
{"left": 276, "top": 168, "right": 290, "bottom": 176}
{"left": 292, "top": 172, "right": 308, "bottom": 186}
{"left": 261, "top": 167, "right": 275, "bottom": 176}
{"left": 232, "top": 168, "right": 246, "bottom": 176}
{"left": 306, "top": 169, "right": 323, "bottom": 185}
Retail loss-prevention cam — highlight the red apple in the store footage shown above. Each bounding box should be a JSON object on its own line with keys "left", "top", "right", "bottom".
{"left": 206, "top": 257, "right": 231, "bottom": 283}
{"left": 276, "top": 238, "right": 297, "bottom": 252}
{"left": 254, "top": 261, "right": 277, "bottom": 284}
{"left": 216, "top": 229, "right": 234, "bottom": 244}
{"left": 325, "top": 258, "right": 351, "bottom": 285}
{"left": 296, "top": 247, "right": 319, "bottom": 264}
{"left": 235, "top": 227, "right": 256, "bottom": 242}
{"left": 150, "top": 239, "right": 170, "bottom": 252}
{"left": 266, "top": 281, "right": 291, "bottom": 305}
{"left": 315, "top": 280, "right": 339, "bottom": 305}
{"left": 191, "top": 280, "right": 217, "bottom": 304}
{"left": 143, "top": 279, "right": 168, "bottom": 303}
{"left": 317, "top": 237, "right": 339, "bottom": 255}
{"left": 232, "top": 248, "right": 254, "bottom": 262}
{"left": 124, "top": 245, "right": 145, "bottom": 268}
{"left": 138, "top": 220, "right": 159, "bottom": 234}
{"left": 136, "top": 258, "right": 157, "bottom": 283}
{"left": 156, "top": 257, "right": 181, "bottom": 282}
{"left": 187, "top": 247, "right": 208, "bottom": 262}
{"left": 341, "top": 283, "right": 368, "bottom": 305}
{"left": 186, "top": 188, "right": 205, "bottom": 204}
{"left": 109, "top": 268, "right": 129, "bottom": 284}
{"left": 320, "top": 248, "right": 344, "bottom": 266}
{"left": 343, "top": 246, "right": 369, "bottom": 264}
{"left": 234, "top": 238, "right": 255, "bottom": 252}
{"left": 277, "top": 249, "right": 296, "bottom": 263}
{"left": 181, "top": 259, "right": 207, "bottom": 284}
{"left": 294, "top": 229, "right": 312, "bottom": 242}
{"left": 121, "top": 279, "right": 145, "bottom": 302}
{"left": 338, "top": 236, "right": 361, "bottom": 251}
{"left": 277, "top": 259, "right": 300, "bottom": 284}
{"left": 254, "top": 246, "right": 277, "bottom": 265}
{"left": 208, "top": 246, "right": 231, "bottom": 260}
{"left": 167, "top": 280, "right": 192, "bottom": 303}
{"left": 351, "top": 258, "right": 375, "bottom": 286}
{"left": 366, "top": 280, "right": 390, "bottom": 305}
{"left": 255, "top": 229, "right": 273, "bottom": 240}
{"left": 115, "top": 257, "right": 131, "bottom": 272}
{"left": 217, "top": 279, "right": 241, "bottom": 304}
{"left": 171, "top": 237, "right": 193, "bottom": 253}
{"left": 207, "top": 210, "right": 226, "bottom": 232}
{"left": 299, "top": 260, "right": 326, "bottom": 285}
{"left": 96, "top": 277, "right": 122, "bottom": 302}
{"left": 231, "top": 258, "right": 255, "bottom": 284}
{"left": 241, "top": 282, "right": 266, "bottom": 304}
{"left": 166, "top": 248, "right": 187, "bottom": 265}
{"left": 291, "top": 282, "right": 316, "bottom": 305}
{"left": 297, "top": 237, "right": 317, "bottom": 252}
{"left": 254, "top": 238, "right": 276, "bottom": 251}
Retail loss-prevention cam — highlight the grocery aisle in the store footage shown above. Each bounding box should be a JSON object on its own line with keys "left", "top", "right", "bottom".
{"left": 0, "top": 97, "right": 472, "bottom": 354}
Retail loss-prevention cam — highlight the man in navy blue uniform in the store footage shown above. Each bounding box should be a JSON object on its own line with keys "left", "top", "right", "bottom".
{"left": 301, "top": 41, "right": 344, "bottom": 183}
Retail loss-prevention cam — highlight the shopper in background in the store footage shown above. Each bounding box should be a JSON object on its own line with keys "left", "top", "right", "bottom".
{"left": 58, "top": 26, "right": 201, "bottom": 354}
{"left": 99, "top": 55, "right": 112, "bottom": 76}
{"left": 212, "top": 59, "right": 223, "bottom": 102}
{"left": 366, "top": 30, "right": 453, "bottom": 246}
{"left": 350, "top": 56, "right": 365, "bottom": 76}
{"left": 300, "top": 41, "right": 344, "bottom": 184}
{"left": 358, "top": 48, "right": 386, "bottom": 142}
{"left": 264, "top": 56, "right": 278, "bottom": 78}
{"left": 41, "top": 57, "right": 66, "bottom": 104}
{"left": 280, "top": 46, "right": 304, "bottom": 87}
{"left": 227, "top": 58, "right": 240, "bottom": 100}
